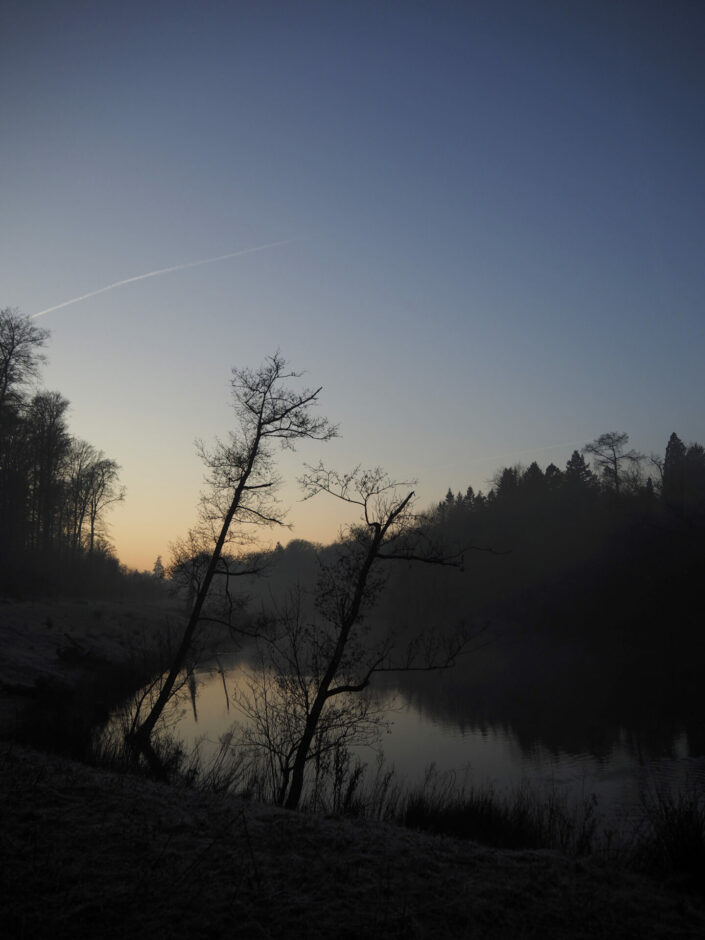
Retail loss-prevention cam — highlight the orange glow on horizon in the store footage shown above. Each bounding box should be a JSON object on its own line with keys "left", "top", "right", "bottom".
{"left": 113, "top": 495, "right": 363, "bottom": 572}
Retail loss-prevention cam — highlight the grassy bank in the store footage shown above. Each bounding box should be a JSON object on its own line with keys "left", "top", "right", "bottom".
{"left": 399, "top": 774, "right": 705, "bottom": 892}
{"left": 162, "top": 724, "right": 705, "bottom": 894}
{"left": 124, "top": 723, "right": 705, "bottom": 904}
{"left": 3, "top": 741, "right": 705, "bottom": 939}
{"left": 0, "top": 597, "right": 183, "bottom": 753}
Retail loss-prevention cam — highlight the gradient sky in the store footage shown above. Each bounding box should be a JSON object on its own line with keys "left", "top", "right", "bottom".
{"left": 2, "top": 0, "right": 704, "bottom": 571}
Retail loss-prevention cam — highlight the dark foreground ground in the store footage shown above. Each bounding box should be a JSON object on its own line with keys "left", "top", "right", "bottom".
{"left": 3, "top": 743, "right": 705, "bottom": 939}
{"left": 0, "top": 744, "right": 705, "bottom": 940}
{"left": 1, "top": 600, "right": 705, "bottom": 938}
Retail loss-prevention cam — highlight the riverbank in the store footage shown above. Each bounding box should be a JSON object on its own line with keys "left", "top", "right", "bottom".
{"left": 3, "top": 742, "right": 705, "bottom": 939}
{"left": 0, "top": 597, "right": 182, "bottom": 738}
{"left": 1, "top": 599, "right": 705, "bottom": 937}
{"left": 0, "top": 596, "right": 182, "bottom": 688}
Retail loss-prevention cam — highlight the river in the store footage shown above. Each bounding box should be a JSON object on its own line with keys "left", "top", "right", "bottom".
{"left": 150, "top": 636, "right": 705, "bottom": 825}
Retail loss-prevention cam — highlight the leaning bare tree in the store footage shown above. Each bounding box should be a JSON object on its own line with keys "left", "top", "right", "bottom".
{"left": 129, "top": 354, "right": 336, "bottom": 774}
{"left": 236, "top": 465, "right": 473, "bottom": 810}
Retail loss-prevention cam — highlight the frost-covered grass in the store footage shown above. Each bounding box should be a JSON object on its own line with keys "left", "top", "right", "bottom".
{"left": 631, "top": 782, "right": 705, "bottom": 889}
{"left": 3, "top": 742, "right": 705, "bottom": 940}
{"left": 321, "top": 759, "right": 705, "bottom": 891}
{"left": 102, "top": 702, "right": 705, "bottom": 896}
{"left": 400, "top": 772, "right": 599, "bottom": 855}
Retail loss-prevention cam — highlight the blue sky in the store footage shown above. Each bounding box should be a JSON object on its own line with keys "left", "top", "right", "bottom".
{"left": 2, "top": 0, "right": 704, "bottom": 569}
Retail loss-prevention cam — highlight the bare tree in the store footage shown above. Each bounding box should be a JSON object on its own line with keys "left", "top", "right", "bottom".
{"left": 236, "top": 465, "right": 472, "bottom": 811}
{"left": 63, "top": 440, "right": 97, "bottom": 551}
{"left": 583, "top": 432, "right": 642, "bottom": 495}
{"left": 233, "top": 589, "right": 390, "bottom": 807}
{"left": 647, "top": 453, "right": 664, "bottom": 493}
{"left": 0, "top": 312, "right": 126, "bottom": 576}
{"left": 129, "top": 354, "right": 336, "bottom": 775}
{"left": 168, "top": 524, "right": 268, "bottom": 630}
{"left": 25, "top": 391, "right": 71, "bottom": 549}
{"left": 85, "top": 455, "right": 125, "bottom": 552}
{"left": 168, "top": 528, "right": 215, "bottom": 608}
{"left": 0, "top": 308, "right": 49, "bottom": 411}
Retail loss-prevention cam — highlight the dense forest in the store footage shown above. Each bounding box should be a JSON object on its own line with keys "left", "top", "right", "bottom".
{"left": 225, "top": 428, "right": 705, "bottom": 649}
{"left": 0, "top": 308, "right": 145, "bottom": 596}
{"left": 426, "top": 428, "right": 705, "bottom": 633}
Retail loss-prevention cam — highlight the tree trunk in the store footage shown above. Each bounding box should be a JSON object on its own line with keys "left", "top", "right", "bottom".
{"left": 129, "top": 435, "right": 261, "bottom": 774}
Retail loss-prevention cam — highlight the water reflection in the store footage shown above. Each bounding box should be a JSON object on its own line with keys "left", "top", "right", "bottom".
{"left": 160, "top": 638, "right": 705, "bottom": 819}
{"left": 379, "top": 636, "right": 705, "bottom": 764}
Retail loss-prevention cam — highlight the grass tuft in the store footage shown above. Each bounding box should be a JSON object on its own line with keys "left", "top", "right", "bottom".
{"left": 631, "top": 781, "right": 705, "bottom": 889}
{"left": 400, "top": 766, "right": 599, "bottom": 854}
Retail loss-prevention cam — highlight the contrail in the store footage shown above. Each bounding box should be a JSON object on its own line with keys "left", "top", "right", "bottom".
{"left": 30, "top": 240, "right": 291, "bottom": 319}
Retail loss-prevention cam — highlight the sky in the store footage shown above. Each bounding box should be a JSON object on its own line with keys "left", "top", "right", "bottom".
{"left": 2, "top": 0, "right": 704, "bottom": 571}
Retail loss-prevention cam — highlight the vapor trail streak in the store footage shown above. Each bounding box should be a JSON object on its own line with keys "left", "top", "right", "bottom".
{"left": 31, "top": 240, "right": 291, "bottom": 319}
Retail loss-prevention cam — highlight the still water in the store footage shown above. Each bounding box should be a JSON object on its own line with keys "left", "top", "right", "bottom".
{"left": 161, "top": 644, "right": 705, "bottom": 822}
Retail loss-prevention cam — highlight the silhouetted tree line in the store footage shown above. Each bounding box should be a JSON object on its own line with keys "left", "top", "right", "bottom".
{"left": 426, "top": 429, "right": 705, "bottom": 642}
{"left": 237, "top": 431, "right": 704, "bottom": 662}
{"left": 359, "top": 433, "right": 705, "bottom": 761}
{"left": 231, "top": 430, "right": 705, "bottom": 765}
{"left": 0, "top": 308, "right": 131, "bottom": 596}
{"left": 201, "top": 426, "right": 705, "bottom": 653}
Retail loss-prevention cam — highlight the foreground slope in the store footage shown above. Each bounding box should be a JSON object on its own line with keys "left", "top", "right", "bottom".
{"left": 2, "top": 744, "right": 704, "bottom": 939}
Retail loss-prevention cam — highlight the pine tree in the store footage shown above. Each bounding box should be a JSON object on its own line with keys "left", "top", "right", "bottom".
{"left": 662, "top": 432, "right": 687, "bottom": 513}
{"left": 684, "top": 443, "right": 705, "bottom": 517}
{"left": 565, "top": 450, "right": 595, "bottom": 489}
{"left": 545, "top": 463, "right": 563, "bottom": 490}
